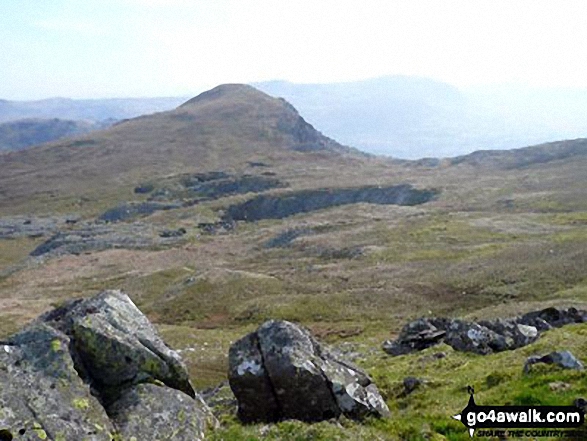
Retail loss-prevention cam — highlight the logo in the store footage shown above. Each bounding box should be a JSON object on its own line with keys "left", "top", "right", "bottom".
{"left": 452, "top": 386, "right": 585, "bottom": 438}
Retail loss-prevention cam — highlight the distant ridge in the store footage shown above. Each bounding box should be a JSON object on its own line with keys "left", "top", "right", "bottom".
{"left": 450, "top": 138, "right": 587, "bottom": 169}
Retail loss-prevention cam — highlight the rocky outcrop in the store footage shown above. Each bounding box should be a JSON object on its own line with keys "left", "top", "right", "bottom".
{"left": 99, "top": 202, "right": 182, "bottom": 223}
{"left": 0, "top": 290, "right": 217, "bottom": 440}
{"left": 0, "top": 216, "right": 77, "bottom": 239}
{"left": 228, "top": 320, "right": 390, "bottom": 423}
{"left": 224, "top": 184, "right": 438, "bottom": 222}
{"left": 182, "top": 174, "right": 286, "bottom": 200}
{"left": 383, "top": 306, "right": 586, "bottom": 356}
{"left": 30, "top": 222, "right": 185, "bottom": 257}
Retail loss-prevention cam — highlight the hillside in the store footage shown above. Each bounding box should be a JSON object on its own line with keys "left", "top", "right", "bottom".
{"left": 0, "top": 84, "right": 586, "bottom": 439}
{"left": 0, "top": 84, "right": 367, "bottom": 216}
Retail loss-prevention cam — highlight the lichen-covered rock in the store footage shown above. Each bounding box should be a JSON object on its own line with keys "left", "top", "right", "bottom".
{"left": 0, "top": 290, "right": 216, "bottom": 440}
{"left": 107, "top": 384, "right": 217, "bottom": 441}
{"left": 39, "top": 290, "right": 194, "bottom": 398}
{"left": 0, "top": 324, "right": 115, "bottom": 440}
{"left": 228, "top": 320, "right": 390, "bottom": 423}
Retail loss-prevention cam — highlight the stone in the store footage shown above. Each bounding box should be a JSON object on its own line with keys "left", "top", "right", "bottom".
{"left": 382, "top": 318, "right": 447, "bottom": 356}
{"left": 228, "top": 320, "right": 390, "bottom": 423}
{"left": 0, "top": 290, "right": 217, "bottom": 439}
{"left": 549, "top": 381, "right": 571, "bottom": 392}
{"left": 524, "top": 350, "right": 584, "bottom": 373}
{"left": 402, "top": 377, "right": 423, "bottom": 396}
{"left": 40, "top": 290, "right": 194, "bottom": 399}
{"left": 107, "top": 384, "right": 217, "bottom": 441}
{"left": 519, "top": 307, "right": 587, "bottom": 329}
{"left": 256, "top": 320, "right": 340, "bottom": 422}
{"left": 444, "top": 320, "right": 506, "bottom": 355}
{"left": 383, "top": 306, "right": 587, "bottom": 357}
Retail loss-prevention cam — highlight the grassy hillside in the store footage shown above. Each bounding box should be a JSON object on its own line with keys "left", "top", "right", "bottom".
{"left": 0, "top": 84, "right": 586, "bottom": 440}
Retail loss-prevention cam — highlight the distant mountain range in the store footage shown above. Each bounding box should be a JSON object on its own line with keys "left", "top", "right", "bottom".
{"left": 2, "top": 76, "right": 587, "bottom": 158}
{"left": 0, "top": 96, "right": 188, "bottom": 123}
{"left": 0, "top": 118, "right": 113, "bottom": 152}
{"left": 254, "top": 77, "right": 587, "bottom": 158}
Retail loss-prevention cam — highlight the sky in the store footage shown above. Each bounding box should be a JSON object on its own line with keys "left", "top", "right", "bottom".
{"left": 2, "top": 0, "right": 587, "bottom": 100}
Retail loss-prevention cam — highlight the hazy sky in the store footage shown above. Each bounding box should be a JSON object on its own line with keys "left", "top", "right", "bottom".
{"left": 2, "top": 0, "right": 587, "bottom": 100}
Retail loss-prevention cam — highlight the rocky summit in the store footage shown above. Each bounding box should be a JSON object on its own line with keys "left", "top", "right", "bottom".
{"left": 228, "top": 320, "right": 390, "bottom": 423}
{"left": 0, "top": 290, "right": 217, "bottom": 441}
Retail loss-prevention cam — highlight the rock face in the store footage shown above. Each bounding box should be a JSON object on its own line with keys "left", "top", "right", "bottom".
{"left": 228, "top": 320, "right": 390, "bottom": 423}
{"left": 383, "top": 306, "right": 586, "bottom": 356}
{"left": 0, "top": 290, "right": 217, "bottom": 440}
{"left": 224, "top": 184, "right": 438, "bottom": 222}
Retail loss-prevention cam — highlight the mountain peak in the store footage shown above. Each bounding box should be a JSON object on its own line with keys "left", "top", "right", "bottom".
{"left": 180, "top": 84, "right": 269, "bottom": 108}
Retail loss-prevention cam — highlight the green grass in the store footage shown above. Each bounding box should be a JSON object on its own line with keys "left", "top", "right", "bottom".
{"left": 207, "top": 324, "right": 587, "bottom": 440}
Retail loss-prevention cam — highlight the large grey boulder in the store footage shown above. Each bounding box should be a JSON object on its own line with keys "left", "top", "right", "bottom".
{"left": 107, "top": 384, "right": 218, "bottom": 441}
{"left": 0, "top": 290, "right": 217, "bottom": 440}
{"left": 229, "top": 320, "right": 390, "bottom": 423}
{"left": 39, "top": 290, "right": 194, "bottom": 399}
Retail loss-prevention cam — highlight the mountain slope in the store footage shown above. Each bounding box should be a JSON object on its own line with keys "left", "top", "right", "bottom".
{"left": 0, "top": 84, "right": 366, "bottom": 215}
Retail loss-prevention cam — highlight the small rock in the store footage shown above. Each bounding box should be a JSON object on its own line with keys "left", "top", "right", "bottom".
{"left": 402, "top": 377, "right": 423, "bottom": 396}
{"left": 524, "top": 350, "right": 584, "bottom": 373}
{"left": 549, "top": 381, "right": 571, "bottom": 392}
{"left": 159, "top": 227, "right": 187, "bottom": 238}
{"left": 574, "top": 397, "right": 586, "bottom": 413}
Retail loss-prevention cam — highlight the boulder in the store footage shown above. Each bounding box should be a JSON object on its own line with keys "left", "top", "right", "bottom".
{"left": 0, "top": 290, "right": 217, "bottom": 440}
{"left": 479, "top": 319, "right": 539, "bottom": 350}
{"left": 524, "top": 350, "right": 584, "bottom": 373}
{"left": 39, "top": 290, "right": 194, "bottom": 399}
{"left": 382, "top": 318, "right": 447, "bottom": 356}
{"left": 228, "top": 320, "right": 390, "bottom": 423}
{"left": 107, "top": 384, "right": 218, "bottom": 441}
{"left": 402, "top": 377, "right": 424, "bottom": 396}
{"left": 519, "top": 307, "right": 587, "bottom": 329}
{"left": 444, "top": 320, "right": 508, "bottom": 355}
